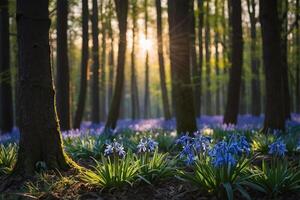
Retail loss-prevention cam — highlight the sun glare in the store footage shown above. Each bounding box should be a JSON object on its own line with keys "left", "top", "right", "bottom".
{"left": 139, "top": 37, "right": 152, "bottom": 51}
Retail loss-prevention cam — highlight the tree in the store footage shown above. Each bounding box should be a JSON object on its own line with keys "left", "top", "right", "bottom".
{"left": 168, "top": 0, "right": 197, "bottom": 134}
{"left": 155, "top": 0, "right": 171, "bottom": 120}
{"left": 214, "top": 0, "right": 221, "bottom": 115}
{"left": 91, "top": 0, "right": 100, "bottom": 124}
{"left": 260, "top": 0, "right": 285, "bottom": 131}
{"left": 197, "top": 0, "right": 204, "bottom": 115}
{"left": 143, "top": 0, "right": 150, "bottom": 118}
{"left": 246, "top": 0, "right": 261, "bottom": 116}
{"left": 130, "top": 0, "right": 140, "bottom": 119}
{"left": 223, "top": 0, "right": 243, "bottom": 124}
{"left": 105, "top": 0, "right": 128, "bottom": 130}
{"left": 13, "top": 0, "right": 72, "bottom": 175}
{"left": 0, "top": 0, "right": 13, "bottom": 133}
{"left": 205, "top": 0, "right": 212, "bottom": 115}
{"left": 189, "top": 0, "right": 200, "bottom": 117}
{"left": 74, "top": 0, "right": 89, "bottom": 129}
{"left": 296, "top": 0, "right": 300, "bottom": 113}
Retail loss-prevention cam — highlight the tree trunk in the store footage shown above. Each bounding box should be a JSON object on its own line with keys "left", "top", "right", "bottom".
{"left": 0, "top": 0, "right": 13, "bottom": 133}
{"left": 105, "top": 0, "right": 128, "bottom": 130}
{"left": 205, "top": 0, "right": 212, "bottom": 115}
{"left": 155, "top": 0, "right": 171, "bottom": 120}
{"left": 247, "top": 0, "right": 261, "bottom": 116}
{"left": 14, "top": 0, "right": 72, "bottom": 175}
{"left": 100, "top": 2, "right": 107, "bottom": 121}
{"left": 189, "top": 0, "right": 200, "bottom": 117}
{"left": 296, "top": 0, "right": 300, "bottom": 113}
{"left": 197, "top": 0, "right": 204, "bottom": 115}
{"left": 214, "top": 0, "right": 220, "bottom": 115}
{"left": 131, "top": 0, "right": 140, "bottom": 119}
{"left": 260, "top": 0, "right": 285, "bottom": 131}
{"left": 144, "top": 0, "right": 150, "bottom": 118}
{"left": 107, "top": 0, "right": 114, "bottom": 108}
{"left": 74, "top": 0, "right": 89, "bottom": 129}
{"left": 223, "top": 0, "right": 243, "bottom": 124}
{"left": 168, "top": 0, "right": 197, "bottom": 134}
{"left": 91, "top": 0, "right": 100, "bottom": 124}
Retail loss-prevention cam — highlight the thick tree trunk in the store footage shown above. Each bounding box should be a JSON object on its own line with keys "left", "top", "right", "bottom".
{"left": 131, "top": 0, "right": 140, "bottom": 119}
{"left": 155, "top": 0, "right": 171, "bottom": 120}
{"left": 223, "top": 0, "right": 243, "bottom": 124}
{"left": 246, "top": 0, "right": 261, "bottom": 116}
{"left": 214, "top": 0, "right": 220, "bottom": 115}
{"left": 107, "top": 0, "right": 114, "bottom": 107}
{"left": 143, "top": 0, "right": 150, "bottom": 118}
{"left": 296, "top": 0, "right": 300, "bottom": 113}
{"left": 197, "top": 0, "right": 204, "bottom": 115}
{"left": 74, "top": 0, "right": 89, "bottom": 129}
{"left": 14, "top": 0, "right": 72, "bottom": 175}
{"left": 260, "top": 0, "right": 285, "bottom": 131}
{"left": 205, "top": 0, "right": 212, "bottom": 115}
{"left": 0, "top": 0, "right": 13, "bottom": 133}
{"left": 168, "top": 0, "right": 197, "bottom": 134}
{"left": 105, "top": 0, "right": 128, "bottom": 130}
{"left": 100, "top": 2, "right": 107, "bottom": 121}
{"left": 91, "top": 0, "right": 100, "bottom": 124}
{"left": 189, "top": 0, "right": 200, "bottom": 117}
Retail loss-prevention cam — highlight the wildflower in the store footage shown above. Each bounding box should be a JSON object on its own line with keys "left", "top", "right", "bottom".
{"left": 176, "top": 134, "right": 192, "bottom": 146}
{"left": 193, "top": 135, "right": 211, "bottom": 154}
{"left": 137, "top": 137, "right": 158, "bottom": 153}
{"left": 104, "top": 139, "right": 126, "bottom": 157}
{"left": 268, "top": 140, "right": 287, "bottom": 157}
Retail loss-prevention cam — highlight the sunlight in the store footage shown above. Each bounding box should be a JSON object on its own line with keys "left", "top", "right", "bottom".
{"left": 139, "top": 37, "right": 152, "bottom": 52}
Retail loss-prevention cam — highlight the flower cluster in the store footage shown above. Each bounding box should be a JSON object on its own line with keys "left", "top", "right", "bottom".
{"left": 268, "top": 140, "right": 287, "bottom": 157}
{"left": 176, "top": 133, "right": 211, "bottom": 165}
{"left": 137, "top": 137, "right": 158, "bottom": 153}
{"left": 104, "top": 139, "right": 126, "bottom": 158}
{"left": 209, "top": 135, "right": 250, "bottom": 168}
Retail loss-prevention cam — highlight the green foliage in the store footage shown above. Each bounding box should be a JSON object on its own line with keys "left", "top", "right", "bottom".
{"left": 137, "top": 150, "right": 174, "bottom": 184}
{"left": 80, "top": 152, "right": 140, "bottom": 189}
{"left": 251, "top": 133, "right": 275, "bottom": 154}
{"left": 248, "top": 159, "right": 300, "bottom": 198}
{"left": 177, "top": 157, "right": 257, "bottom": 200}
{"left": 0, "top": 143, "right": 17, "bottom": 175}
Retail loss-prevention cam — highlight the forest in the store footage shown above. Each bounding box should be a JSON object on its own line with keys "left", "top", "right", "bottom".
{"left": 0, "top": 0, "right": 300, "bottom": 199}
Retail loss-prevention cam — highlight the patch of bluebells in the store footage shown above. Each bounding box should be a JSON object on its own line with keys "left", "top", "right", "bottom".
{"left": 268, "top": 139, "right": 287, "bottom": 157}
{"left": 137, "top": 137, "right": 158, "bottom": 153}
{"left": 176, "top": 133, "right": 211, "bottom": 165}
{"left": 104, "top": 139, "right": 126, "bottom": 158}
{"left": 209, "top": 135, "right": 251, "bottom": 168}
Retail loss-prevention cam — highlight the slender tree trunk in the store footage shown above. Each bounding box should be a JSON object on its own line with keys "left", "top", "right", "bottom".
{"left": 247, "top": 0, "right": 261, "bottom": 116}
{"left": 205, "top": 0, "right": 212, "bottom": 115}
{"left": 14, "top": 0, "right": 72, "bottom": 175}
{"left": 107, "top": 0, "right": 114, "bottom": 107}
{"left": 260, "top": 0, "right": 285, "bottom": 131}
{"left": 74, "top": 0, "right": 89, "bottom": 129}
{"left": 197, "top": 0, "right": 204, "bottom": 115}
{"left": 296, "top": 0, "right": 300, "bottom": 113}
{"left": 100, "top": 2, "right": 107, "bottom": 121}
{"left": 0, "top": 0, "right": 13, "bottom": 133}
{"left": 168, "top": 0, "right": 197, "bottom": 134}
{"left": 223, "top": 0, "right": 243, "bottom": 124}
{"left": 189, "top": 0, "right": 200, "bottom": 117}
{"left": 105, "top": 0, "right": 128, "bottom": 130}
{"left": 155, "top": 0, "right": 171, "bottom": 120}
{"left": 91, "top": 0, "right": 100, "bottom": 124}
{"left": 131, "top": 0, "right": 140, "bottom": 119}
{"left": 144, "top": 0, "right": 150, "bottom": 118}
{"left": 221, "top": 0, "right": 228, "bottom": 113}
{"left": 214, "top": 0, "right": 220, "bottom": 115}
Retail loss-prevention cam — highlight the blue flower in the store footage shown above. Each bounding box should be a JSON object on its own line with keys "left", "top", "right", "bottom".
{"left": 193, "top": 135, "right": 211, "bottom": 154}
{"left": 176, "top": 134, "right": 192, "bottom": 146}
{"left": 209, "top": 141, "right": 238, "bottom": 168}
{"left": 238, "top": 136, "right": 251, "bottom": 155}
{"left": 137, "top": 137, "right": 158, "bottom": 153}
{"left": 104, "top": 139, "right": 126, "bottom": 157}
{"left": 268, "top": 140, "right": 287, "bottom": 157}
{"left": 147, "top": 138, "right": 158, "bottom": 152}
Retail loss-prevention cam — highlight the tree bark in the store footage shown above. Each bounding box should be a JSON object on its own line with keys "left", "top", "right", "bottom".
{"left": 14, "top": 0, "right": 72, "bottom": 175}
{"left": 155, "top": 0, "right": 171, "bottom": 120}
{"left": 223, "top": 0, "right": 243, "bottom": 124}
{"left": 246, "top": 0, "right": 261, "bottom": 116}
{"left": 296, "top": 0, "right": 300, "bottom": 113}
{"left": 205, "top": 0, "right": 212, "bottom": 115}
{"left": 197, "top": 0, "right": 204, "bottom": 115}
{"left": 168, "top": 0, "right": 197, "bottom": 134}
{"left": 260, "top": 0, "right": 285, "bottom": 131}
{"left": 105, "top": 0, "right": 128, "bottom": 130}
{"left": 143, "top": 0, "right": 150, "bottom": 118}
{"left": 91, "top": 0, "right": 100, "bottom": 124}
{"left": 214, "top": 0, "right": 220, "bottom": 115}
{"left": 0, "top": 0, "right": 14, "bottom": 133}
{"left": 107, "top": 0, "right": 114, "bottom": 108}
{"left": 74, "top": 0, "right": 89, "bottom": 129}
